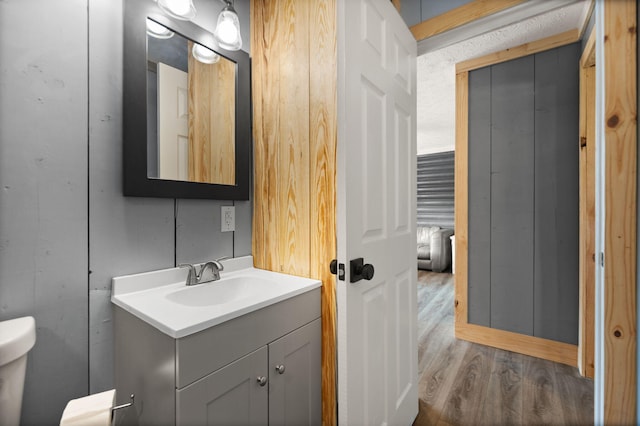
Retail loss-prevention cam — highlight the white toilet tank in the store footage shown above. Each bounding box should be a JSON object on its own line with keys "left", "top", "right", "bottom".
{"left": 0, "top": 316, "right": 36, "bottom": 426}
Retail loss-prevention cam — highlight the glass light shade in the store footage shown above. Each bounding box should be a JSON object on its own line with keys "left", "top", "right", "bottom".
{"left": 214, "top": 5, "right": 242, "bottom": 51}
{"left": 157, "top": 0, "right": 196, "bottom": 21}
{"left": 192, "top": 44, "right": 220, "bottom": 64}
{"left": 146, "top": 19, "right": 174, "bottom": 39}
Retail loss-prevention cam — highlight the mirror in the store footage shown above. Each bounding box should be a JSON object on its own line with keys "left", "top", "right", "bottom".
{"left": 124, "top": 0, "right": 251, "bottom": 199}
{"left": 147, "top": 21, "right": 236, "bottom": 185}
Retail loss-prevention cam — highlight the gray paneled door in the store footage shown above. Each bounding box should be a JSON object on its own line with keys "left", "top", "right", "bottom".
{"left": 467, "top": 43, "right": 580, "bottom": 345}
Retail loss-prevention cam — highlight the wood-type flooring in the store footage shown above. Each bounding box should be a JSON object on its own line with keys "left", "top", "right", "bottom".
{"left": 413, "top": 270, "right": 594, "bottom": 426}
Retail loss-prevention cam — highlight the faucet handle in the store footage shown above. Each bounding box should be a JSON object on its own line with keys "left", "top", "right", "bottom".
{"left": 214, "top": 256, "right": 230, "bottom": 271}
{"left": 178, "top": 264, "right": 197, "bottom": 286}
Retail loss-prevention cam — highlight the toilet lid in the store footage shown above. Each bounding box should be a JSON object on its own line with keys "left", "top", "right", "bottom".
{"left": 0, "top": 316, "right": 36, "bottom": 366}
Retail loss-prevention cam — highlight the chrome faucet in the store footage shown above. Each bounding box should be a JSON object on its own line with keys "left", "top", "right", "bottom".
{"left": 198, "top": 259, "right": 225, "bottom": 283}
{"left": 178, "top": 257, "right": 229, "bottom": 286}
{"left": 178, "top": 264, "right": 198, "bottom": 286}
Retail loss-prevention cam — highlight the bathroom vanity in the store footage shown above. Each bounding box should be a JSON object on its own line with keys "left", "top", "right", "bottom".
{"left": 112, "top": 257, "right": 321, "bottom": 425}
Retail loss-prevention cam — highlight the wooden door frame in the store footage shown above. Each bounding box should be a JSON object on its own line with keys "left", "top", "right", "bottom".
{"left": 578, "top": 26, "right": 596, "bottom": 379}
{"left": 599, "top": 0, "right": 637, "bottom": 422}
{"left": 454, "top": 29, "right": 581, "bottom": 367}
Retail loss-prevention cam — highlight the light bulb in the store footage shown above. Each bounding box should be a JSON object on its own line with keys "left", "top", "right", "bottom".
{"left": 146, "top": 19, "right": 174, "bottom": 39}
{"left": 157, "top": 0, "right": 196, "bottom": 21}
{"left": 214, "top": 4, "right": 242, "bottom": 51}
{"left": 192, "top": 44, "right": 220, "bottom": 64}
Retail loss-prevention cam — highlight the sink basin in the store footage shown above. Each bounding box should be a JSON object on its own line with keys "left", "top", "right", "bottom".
{"left": 166, "top": 276, "right": 280, "bottom": 307}
{"left": 111, "top": 256, "right": 321, "bottom": 338}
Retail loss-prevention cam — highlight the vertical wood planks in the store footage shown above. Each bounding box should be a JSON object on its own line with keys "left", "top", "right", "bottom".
{"left": 278, "top": 0, "right": 310, "bottom": 276}
{"left": 188, "top": 47, "right": 236, "bottom": 185}
{"left": 467, "top": 66, "right": 491, "bottom": 327}
{"left": 252, "top": 0, "right": 280, "bottom": 271}
{"left": 489, "top": 55, "right": 535, "bottom": 336}
{"left": 533, "top": 44, "right": 580, "bottom": 344}
{"left": 309, "top": 0, "right": 338, "bottom": 424}
{"left": 603, "top": 0, "right": 637, "bottom": 422}
{"left": 252, "top": 0, "right": 337, "bottom": 423}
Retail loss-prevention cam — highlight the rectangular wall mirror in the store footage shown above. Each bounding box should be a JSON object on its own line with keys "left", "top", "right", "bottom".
{"left": 124, "top": 0, "right": 251, "bottom": 199}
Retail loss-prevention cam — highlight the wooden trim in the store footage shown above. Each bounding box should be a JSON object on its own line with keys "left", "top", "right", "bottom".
{"left": 454, "top": 71, "right": 469, "bottom": 331}
{"left": 410, "top": 0, "right": 525, "bottom": 41}
{"left": 456, "top": 323, "right": 578, "bottom": 366}
{"left": 581, "top": 26, "right": 596, "bottom": 69}
{"left": 578, "top": 64, "right": 596, "bottom": 379}
{"left": 456, "top": 29, "right": 580, "bottom": 73}
{"left": 603, "top": 0, "right": 637, "bottom": 422}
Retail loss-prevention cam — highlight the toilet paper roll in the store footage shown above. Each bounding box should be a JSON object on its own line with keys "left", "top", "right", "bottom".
{"left": 60, "top": 389, "right": 115, "bottom": 426}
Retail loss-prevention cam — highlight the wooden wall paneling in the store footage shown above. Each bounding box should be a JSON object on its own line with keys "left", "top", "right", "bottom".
{"left": 252, "top": 1, "right": 338, "bottom": 423}
{"left": 489, "top": 56, "right": 535, "bottom": 336}
{"left": 410, "top": 0, "right": 526, "bottom": 41}
{"left": 454, "top": 71, "right": 470, "bottom": 331}
{"left": 188, "top": 45, "right": 236, "bottom": 185}
{"left": 467, "top": 66, "right": 491, "bottom": 327}
{"left": 603, "top": 0, "right": 637, "bottom": 422}
{"left": 309, "top": 0, "right": 338, "bottom": 424}
{"left": 455, "top": 37, "right": 581, "bottom": 368}
{"left": 533, "top": 44, "right": 580, "bottom": 344}
{"left": 252, "top": 0, "right": 280, "bottom": 271}
{"left": 277, "top": 0, "right": 311, "bottom": 276}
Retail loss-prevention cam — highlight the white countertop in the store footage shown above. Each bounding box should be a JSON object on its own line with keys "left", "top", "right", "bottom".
{"left": 111, "top": 256, "right": 321, "bottom": 338}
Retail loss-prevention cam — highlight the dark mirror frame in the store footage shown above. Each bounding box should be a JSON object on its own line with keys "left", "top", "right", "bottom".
{"left": 123, "top": 0, "right": 251, "bottom": 200}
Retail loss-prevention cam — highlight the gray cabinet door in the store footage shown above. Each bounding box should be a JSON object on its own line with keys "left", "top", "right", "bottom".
{"left": 177, "top": 346, "right": 268, "bottom": 426}
{"left": 268, "top": 319, "right": 321, "bottom": 426}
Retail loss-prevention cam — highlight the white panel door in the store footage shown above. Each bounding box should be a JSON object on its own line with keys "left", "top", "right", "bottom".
{"left": 336, "top": 0, "right": 418, "bottom": 424}
{"left": 158, "top": 62, "right": 189, "bottom": 181}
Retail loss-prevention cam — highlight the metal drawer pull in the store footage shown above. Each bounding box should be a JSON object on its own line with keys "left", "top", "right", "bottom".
{"left": 275, "top": 364, "right": 285, "bottom": 374}
{"left": 257, "top": 376, "right": 267, "bottom": 386}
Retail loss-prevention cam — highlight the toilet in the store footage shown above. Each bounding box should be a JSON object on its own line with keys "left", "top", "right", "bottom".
{"left": 0, "top": 316, "right": 36, "bottom": 426}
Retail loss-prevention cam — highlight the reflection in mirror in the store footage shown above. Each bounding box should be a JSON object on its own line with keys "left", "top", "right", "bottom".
{"left": 146, "top": 19, "right": 236, "bottom": 185}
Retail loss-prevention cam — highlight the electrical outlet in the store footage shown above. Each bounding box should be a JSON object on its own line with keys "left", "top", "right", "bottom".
{"left": 221, "top": 206, "right": 235, "bottom": 232}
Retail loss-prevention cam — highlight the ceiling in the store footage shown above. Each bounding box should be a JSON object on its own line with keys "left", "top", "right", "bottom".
{"left": 416, "top": 0, "right": 592, "bottom": 155}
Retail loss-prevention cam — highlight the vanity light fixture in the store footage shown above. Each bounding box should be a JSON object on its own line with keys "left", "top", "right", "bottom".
{"left": 192, "top": 43, "right": 221, "bottom": 64}
{"left": 156, "top": 0, "right": 196, "bottom": 21}
{"left": 146, "top": 19, "right": 174, "bottom": 39}
{"left": 214, "top": 0, "right": 242, "bottom": 51}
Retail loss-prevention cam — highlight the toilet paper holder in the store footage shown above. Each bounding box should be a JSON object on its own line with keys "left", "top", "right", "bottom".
{"left": 111, "top": 394, "right": 135, "bottom": 418}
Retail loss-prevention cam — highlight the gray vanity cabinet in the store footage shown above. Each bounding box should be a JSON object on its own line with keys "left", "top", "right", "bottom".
{"left": 176, "top": 319, "right": 321, "bottom": 426}
{"left": 114, "top": 288, "right": 321, "bottom": 426}
{"left": 269, "top": 319, "right": 322, "bottom": 425}
{"left": 177, "top": 346, "right": 269, "bottom": 425}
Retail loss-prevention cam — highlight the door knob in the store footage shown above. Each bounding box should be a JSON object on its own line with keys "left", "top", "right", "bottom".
{"left": 350, "top": 258, "right": 375, "bottom": 283}
{"left": 257, "top": 376, "right": 267, "bottom": 386}
{"left": 330, "top": 259, "right": 346, "bottom": 281}
{"left": 275, "top": 364, "right": 285, "bottom": 374}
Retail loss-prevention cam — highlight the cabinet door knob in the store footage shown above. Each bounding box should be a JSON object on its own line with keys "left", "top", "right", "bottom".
{"left": 275, "top": 364, "right": 285, "bottom": 374}
{"left": 257, "top": 376, "right": 267, "bottom": 386}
